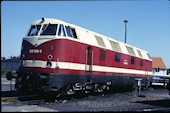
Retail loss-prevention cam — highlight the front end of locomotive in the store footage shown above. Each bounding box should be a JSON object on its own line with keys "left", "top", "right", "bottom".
{"left": 7, "top": 18, "right": 66, "bottom": 95}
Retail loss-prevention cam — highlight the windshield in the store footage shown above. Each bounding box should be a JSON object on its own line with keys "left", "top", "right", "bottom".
{"left": 27, "top": 25, "right": 41, "bottom": 36}
{"left": 40, "top": 24, "right": 58, "bottom": 35}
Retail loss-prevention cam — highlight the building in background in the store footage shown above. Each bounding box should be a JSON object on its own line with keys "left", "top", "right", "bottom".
{"left": 1, "top": 58, "right": 20, "bottom": 72}
{"left": 151, "top": 57, "right": 169, "bottom": 86}
{"left": 151, "top": 57, "right": 167, "bottom": 75}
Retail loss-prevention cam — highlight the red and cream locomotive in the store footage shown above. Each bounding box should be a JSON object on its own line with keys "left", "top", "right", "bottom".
{"left": 8, "top": 18, "right": 153, "bottom": 97}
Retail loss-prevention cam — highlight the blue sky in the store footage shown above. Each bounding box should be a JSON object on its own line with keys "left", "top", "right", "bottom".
{"left": 1, "top": 0, "right": 170, "bottom": 68}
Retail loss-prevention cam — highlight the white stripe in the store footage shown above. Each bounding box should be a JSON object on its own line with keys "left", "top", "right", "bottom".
{"left": 22, "top": 60, "right": 152, "bottom": 75}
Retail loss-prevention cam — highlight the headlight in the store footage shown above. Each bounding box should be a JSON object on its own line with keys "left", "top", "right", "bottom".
{"left": 46, "top": 61, "right": 52, "bottom": 68}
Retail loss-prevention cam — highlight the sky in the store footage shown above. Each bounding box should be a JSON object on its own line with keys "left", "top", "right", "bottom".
{"left": 1, "top": 0, "right": 170, "bottom": 68}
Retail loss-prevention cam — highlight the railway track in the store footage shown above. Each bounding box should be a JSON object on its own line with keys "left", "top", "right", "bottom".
{"left": 138, "top": 107, "right": 170, "bottom": 112}
{"left": 2, "top": 94, "right": 42, "bottom": 102}
{"left": 1, "top": 91, "right": 43, "bottom": 102}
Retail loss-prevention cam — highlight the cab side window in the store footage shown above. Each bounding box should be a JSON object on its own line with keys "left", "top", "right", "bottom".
{"left": 71, "top": 28, "right": 77, "bottom": 38}
{"left": 65, "top": 26, "right": 72, "bottom": 37}
{"left": 65, "top": 26, "right": 77, "bottom": 39}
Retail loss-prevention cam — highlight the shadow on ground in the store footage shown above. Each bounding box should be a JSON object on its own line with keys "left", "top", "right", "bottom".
{"left": 134, "top": 99, "right": 170, "bottom": 108}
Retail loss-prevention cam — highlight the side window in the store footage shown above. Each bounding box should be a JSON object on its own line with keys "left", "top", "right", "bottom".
{"left": 65, "top": 26, "right": 73, "bottom": 37}
{"left": 115, "top": 53, "right": 120, "bottom": 62}
{"left": 140, "top": 59, "right": 143, "bottom": 67}
{"left": 58, "top": 24, "right": 66, "bottom": 36}
{"left": 27, "top": 25, "right": 41, "bottom": 36}
{"left": 65, "top": 26, "right": 77, "bottom": 38}
{"left": 100, "top": 49, "right": 105, "bottom": 61}
{"left": 131, "top": 56, "right": 135, "bottom": 64}
{"left": 71, "top": 28, "right": 77, "bottom": 38}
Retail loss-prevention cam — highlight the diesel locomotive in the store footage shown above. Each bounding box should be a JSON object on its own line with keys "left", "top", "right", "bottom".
{"left": 7, "top": 18, "right": 153, "bottom": 98}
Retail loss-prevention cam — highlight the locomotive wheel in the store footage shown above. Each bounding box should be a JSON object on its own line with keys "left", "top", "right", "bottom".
{"left": 15, "top": 75, "right": 27, "bottom": 91}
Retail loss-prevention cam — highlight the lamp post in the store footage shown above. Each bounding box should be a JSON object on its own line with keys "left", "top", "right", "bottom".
{"left": 124, "top": 20, "right": 128, "bottom": 43}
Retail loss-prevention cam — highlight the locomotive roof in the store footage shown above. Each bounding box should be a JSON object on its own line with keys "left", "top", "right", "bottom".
{"left": 30, "top": 18, "right": 151, "bottom": 61}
